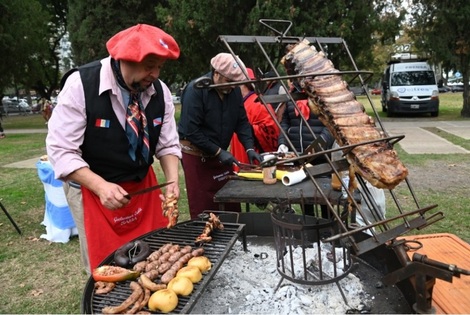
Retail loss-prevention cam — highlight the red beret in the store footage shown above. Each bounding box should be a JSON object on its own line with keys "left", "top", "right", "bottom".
{"left": 106, "top": 24, "right": 180, "bottom": 62}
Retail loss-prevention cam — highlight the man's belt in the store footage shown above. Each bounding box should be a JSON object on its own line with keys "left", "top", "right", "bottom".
{"left": 180, "top": 140, "right": 214, "bottom": 158}
{"left": 68, "top": 181, "right": 81, "bottom": 189}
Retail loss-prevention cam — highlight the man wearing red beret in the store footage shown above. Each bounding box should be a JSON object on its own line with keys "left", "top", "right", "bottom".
{"left": 178, "top": 53, "right": 263, "bottom": 219}
{"left": 46, "top": 24, "right": 181, "bottom": 273}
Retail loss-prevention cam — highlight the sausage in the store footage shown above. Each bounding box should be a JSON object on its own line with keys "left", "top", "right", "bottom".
{"left": 168, "top": 244, "right": 180, "bottom": 254}
{"left": 180, "top": 245, "right": 193, "bottom": 254}
{"left": 159, "top": 243, "right": 173, "bottom": 254}
{"left": 139, "top": 287, "right": 151, "bottom": 310}
{"left": 139, "top": 274, "right": 167, "bottom": 292}
{"left": 171, "top": 260, "right": 185, "bottom": 271}
{"left": 133, "top": 261, "right": 148, "bottom": 273}
{"left": 178, "top": 253, "right": 192, "bottom": 264}
{"left": 114, "top": 240, "right": 151, "bottom": 268}
{"left": 167, "top": 251, "right": 183, "bottom": 263}
{"left": 160, "top": 269, "right": 177, "bottom": 284}
{"left": 94, "top": 281, "right": 116, "bottom": 294}
{"left": 102, "top": 281, "right": 143, "bottom": 314}
{"left": 144, "top": 260, "right": 159, "bottom": 273}
{"left": 158, "top": 252, "right": 171, "bottom": 264}
{"left": 158, "top": 262, "right": 172, "bottom": 274}
{"left": 143, "top": 269, "right": 159, "bottom": 281}
{"left": 127, "top": 289, "right": 145, "bottom": 314}
{"left": 191, "top": 248, "right": 205, "bottom": 257}
{"left": 146, "top": 250, "right": 161, "bottom": 262}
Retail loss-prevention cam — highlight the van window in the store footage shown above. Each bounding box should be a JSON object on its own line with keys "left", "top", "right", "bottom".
{"left": 391, "top": 71, "right": 436, "bottom": 86}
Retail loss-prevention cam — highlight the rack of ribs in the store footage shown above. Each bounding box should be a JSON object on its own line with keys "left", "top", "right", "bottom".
{"left": 282, "top": 39, "right": 408, "bottom": 189}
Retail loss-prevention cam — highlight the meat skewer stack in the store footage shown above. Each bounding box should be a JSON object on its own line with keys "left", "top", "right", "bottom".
{"left": 282, "top": 39, "right": 408, "bottom": 190}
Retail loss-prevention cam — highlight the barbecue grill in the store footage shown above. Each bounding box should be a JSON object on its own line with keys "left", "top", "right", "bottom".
{"left": 81, "top": 19, "right": 470, "bottom": 314}
{"left": 81, "top": 218, "right": 246, "bottom": 314}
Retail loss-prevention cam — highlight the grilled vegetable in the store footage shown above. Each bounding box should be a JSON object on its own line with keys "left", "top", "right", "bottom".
{"left": 92, "top": 265, "right": 140, "bottom": 282}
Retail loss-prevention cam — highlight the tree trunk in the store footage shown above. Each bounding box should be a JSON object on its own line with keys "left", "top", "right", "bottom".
{"left": 462, "top": 91, "right": 470, "bottom": 117}
{"left": 459, "top": 56, "right": 470, "bottom": 117}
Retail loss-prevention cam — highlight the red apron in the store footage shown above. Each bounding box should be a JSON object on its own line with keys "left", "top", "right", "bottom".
{"left": 82, "top": 169, "right": 168, "bottom": 270}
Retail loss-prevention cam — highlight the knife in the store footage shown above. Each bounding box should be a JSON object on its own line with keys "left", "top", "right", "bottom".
{"left": 123, "top": 181, "right": 174, "bottom": 199}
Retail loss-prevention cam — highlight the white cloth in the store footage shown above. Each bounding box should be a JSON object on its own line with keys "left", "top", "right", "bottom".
{"left": 356, "top": 181, "right": 386, "bottom": 235}
{"left": 37, "top": 160, "right": 78, "bottom": 243}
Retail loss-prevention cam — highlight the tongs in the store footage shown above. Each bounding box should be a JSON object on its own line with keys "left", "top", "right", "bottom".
{"left": 237, "top": 162, "right": 261, "bottom": 171}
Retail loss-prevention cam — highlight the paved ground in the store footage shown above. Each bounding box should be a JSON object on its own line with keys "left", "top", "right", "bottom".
{"left": 2, "top": 119, "right": 470, "bottom": 169}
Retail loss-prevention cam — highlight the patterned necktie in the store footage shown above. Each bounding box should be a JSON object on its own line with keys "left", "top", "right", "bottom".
{"left": 126, "top": 92, "right": 150, "bottom": 162}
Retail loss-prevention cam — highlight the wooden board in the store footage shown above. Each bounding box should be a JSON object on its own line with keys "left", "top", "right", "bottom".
{"left": 400, "top": 233, "right": 470, "bottom": 314}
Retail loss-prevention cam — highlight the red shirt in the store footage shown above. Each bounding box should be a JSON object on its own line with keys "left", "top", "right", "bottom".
{"left": 231, "top": 92, "right": 280, "bottom": 166}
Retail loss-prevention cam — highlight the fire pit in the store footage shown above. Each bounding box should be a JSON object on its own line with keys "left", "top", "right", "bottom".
{"left": 191, "top": 212, "right": 413, "bottom": 314}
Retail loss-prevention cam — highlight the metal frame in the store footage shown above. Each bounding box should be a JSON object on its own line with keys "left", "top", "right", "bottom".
{"left": 206, "top": 19, "right": 465, "bottom": 313}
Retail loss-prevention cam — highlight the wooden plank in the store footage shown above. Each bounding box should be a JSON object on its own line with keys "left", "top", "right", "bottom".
{"left": 399, "top": 233, "right": 470, "bottom": 314}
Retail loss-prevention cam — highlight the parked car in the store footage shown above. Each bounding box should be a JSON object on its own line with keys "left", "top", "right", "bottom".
{"left": 172, "top": 95, "right": 181, "bottom": 104}
{"left": 1, "top": 98, "right": 32, "bottom": 115}
{"left": 371, "top": 88, "right": 382, "bottom": 95}
{"left": 450, "top": 84, "right": 464, "bottom": 93}
{"left": 349, "top": 86, "right": 367, "bottom": 96}
{"left": 438, "top": 86, "right": 451, "bottom": 93}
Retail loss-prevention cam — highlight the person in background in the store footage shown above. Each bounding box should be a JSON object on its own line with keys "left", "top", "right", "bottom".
{"left": 263, "top": 70, "right": 287, "bottom": 116}
{"left": 40, "top": 97, "right": 54, "bottom": 124}
{"left": 230, "top": 68, "right": 280, "bottom": 168}
{"left": 178, "top": 53, "right": 262, "bottom": 219}
{"left": 46, "top": 24, "right": 181, "bottom": 273}
{"left": 278, "top": 80, "right": 334, "bottom": 217}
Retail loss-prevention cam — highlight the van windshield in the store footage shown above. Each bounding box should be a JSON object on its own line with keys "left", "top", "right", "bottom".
{"left": 391, "top": 71, "right": 436, "bottom": 86}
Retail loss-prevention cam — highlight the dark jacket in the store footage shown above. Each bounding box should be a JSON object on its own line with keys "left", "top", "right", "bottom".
{"left": 178, "top": 72, "right": 254, "bottom": 155}
{"left": 278, "top": 99, "right": 334, "bottom": 162}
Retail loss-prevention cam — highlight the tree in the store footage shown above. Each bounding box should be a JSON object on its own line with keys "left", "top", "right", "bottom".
{"left": 155, "top": 0, "right": 256, "bottom": 84}
{"left": 67, "top": 0, "right": 405, "bottom": 89}
{"left": 409, "top": 0, "right": 470, "bottom": 117}
{"left": 0, "top": 0, "right": 49, "bottom": 97}
{"left": 68, "top": 0, "right": 169, "bottom": 66}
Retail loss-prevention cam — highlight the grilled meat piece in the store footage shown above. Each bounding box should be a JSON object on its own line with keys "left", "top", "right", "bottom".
{"left": 282, "top": 39, "right": 408, "bottom": 189}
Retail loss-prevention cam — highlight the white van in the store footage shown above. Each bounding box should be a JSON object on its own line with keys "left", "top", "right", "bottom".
{"left": 381, "top": 59, "right": 439, "bottom": 117}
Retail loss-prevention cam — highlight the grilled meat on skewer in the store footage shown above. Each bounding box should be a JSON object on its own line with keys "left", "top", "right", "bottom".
{"left": 282, "top": 39, "right": 408, "bottom": 190}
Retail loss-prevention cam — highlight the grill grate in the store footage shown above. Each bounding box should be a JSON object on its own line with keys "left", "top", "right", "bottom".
{"left": 81, "top": 219, "right": 246, "bottom": 314}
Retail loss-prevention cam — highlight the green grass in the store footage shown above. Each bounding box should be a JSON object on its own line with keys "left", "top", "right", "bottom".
{"left": 1, "top": 94, "right": 469, "bottom": 313}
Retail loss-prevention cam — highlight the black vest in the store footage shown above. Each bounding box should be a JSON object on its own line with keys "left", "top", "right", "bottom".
{"left": 68, "top": 60, "right": 165, "bottom": 183}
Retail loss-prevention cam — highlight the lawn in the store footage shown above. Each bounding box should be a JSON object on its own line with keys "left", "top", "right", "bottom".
{"left": 0, "top": 93, "right": 469, "bottom": 313}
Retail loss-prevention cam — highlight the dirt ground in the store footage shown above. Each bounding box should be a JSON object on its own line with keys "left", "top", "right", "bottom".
{"left": 405, "top": 159, "right": 470, "bottom": 192}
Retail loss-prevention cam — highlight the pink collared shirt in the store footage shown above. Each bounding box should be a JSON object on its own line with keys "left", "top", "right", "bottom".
{"left": 46, "top": 56, "right": 181, "bottom": 180}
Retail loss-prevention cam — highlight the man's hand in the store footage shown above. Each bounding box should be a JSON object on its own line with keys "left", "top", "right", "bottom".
{"left": 246, "top": 149, "right": 263, "bottom": 164}
{"left": 218, "top": 150, "right": 239, "bottom": 166}
{"left": 96, "top": 182, "right": 130, "bottom": 210}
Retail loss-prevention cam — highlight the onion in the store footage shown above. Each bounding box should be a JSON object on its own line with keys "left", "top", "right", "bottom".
{"left": 176, "top": 266, "right": 202, "bottom": 283}
{"left": 187, "top": 256, "right": 212, "bottom": 273}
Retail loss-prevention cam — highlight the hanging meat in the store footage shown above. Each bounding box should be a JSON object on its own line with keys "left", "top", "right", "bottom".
{"left": 281, "top": 39, "right": 408, "bottom": 189}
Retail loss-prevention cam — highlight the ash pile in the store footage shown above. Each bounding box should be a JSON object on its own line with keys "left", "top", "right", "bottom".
{"left": 192, "top": 237, "right": 411, "bottom": 314}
